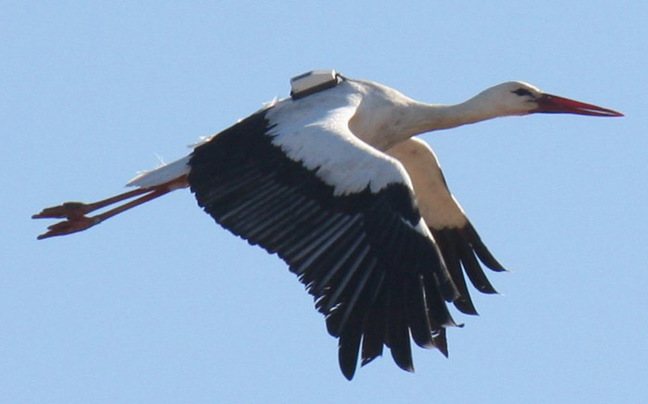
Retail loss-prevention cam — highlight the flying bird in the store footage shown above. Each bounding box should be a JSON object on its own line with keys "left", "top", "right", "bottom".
{"left": 33, "top": 70, "right": 622, "bottom": 380}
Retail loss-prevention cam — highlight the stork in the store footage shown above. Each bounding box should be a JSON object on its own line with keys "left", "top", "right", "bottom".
{"left": 33, "top": 70, "right": 622, "bottom": 380}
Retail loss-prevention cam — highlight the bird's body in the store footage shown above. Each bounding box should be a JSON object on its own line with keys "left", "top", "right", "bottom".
{"left": 33, "top": 70, "right": 622, "bottom": 380}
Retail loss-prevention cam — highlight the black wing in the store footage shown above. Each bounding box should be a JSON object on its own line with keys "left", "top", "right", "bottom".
{"left": 188, "top": 107, "right": 459, "bottom": 380}
{"left": 386, "top": 138, "right": 506, "bottom": 316}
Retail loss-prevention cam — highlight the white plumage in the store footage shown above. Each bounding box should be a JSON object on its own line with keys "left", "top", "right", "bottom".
{"left": 267, "top": 82, "right": 411, "bottom": 196}
{"left": 127, "top": 155, "right": 191, "bottom": 188}
{"left": 33, "top": 70, "right": 622, "bottom": 380}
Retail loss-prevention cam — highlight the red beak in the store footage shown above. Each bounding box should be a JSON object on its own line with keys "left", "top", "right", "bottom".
{"left": 535, "top": 94, "right": 624, "bottom": 117}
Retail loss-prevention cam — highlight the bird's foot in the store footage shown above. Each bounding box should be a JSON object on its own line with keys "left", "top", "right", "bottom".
{"left": 35, "top": 215, "right": 99, "bottom": 240}
{"left": 33, "top": 201, "right": 102, "bottom": 239}
{"left": 32, "top": 202, "right": 93, "bottom": 220}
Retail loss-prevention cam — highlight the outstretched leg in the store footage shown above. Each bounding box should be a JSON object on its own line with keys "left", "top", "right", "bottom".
{"left": 33, "top": 175, "right": 189, "bottom": 239}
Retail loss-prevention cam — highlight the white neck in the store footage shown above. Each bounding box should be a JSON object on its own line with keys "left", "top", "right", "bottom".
{"left": 349, "top": 82, "right": 513, "bottom": 151}
{"left": 397, "top": 95, "right": 504, "bottom": 139}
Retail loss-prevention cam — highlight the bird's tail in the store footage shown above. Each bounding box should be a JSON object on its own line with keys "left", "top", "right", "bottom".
{"left": 126, "top": 155, "right": 192, "bottom": 188}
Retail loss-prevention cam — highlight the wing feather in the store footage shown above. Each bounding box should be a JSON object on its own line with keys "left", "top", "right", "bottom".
{"left": 188, "top": 93, "right": 456, "bottom": 379}
{"left": 387, "top": 138, "right": 506, "bottom": 314}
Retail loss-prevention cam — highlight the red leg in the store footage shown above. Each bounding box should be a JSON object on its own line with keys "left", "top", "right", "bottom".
{"left": 32, "top": 188, "right": 152, "bottom": 220}
{"left": 33, "top": 175, "right": 188, "bottom": 239}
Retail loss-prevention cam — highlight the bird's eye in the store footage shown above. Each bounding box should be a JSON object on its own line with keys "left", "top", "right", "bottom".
{"left": 512, "top": 88, "right": 533, "bottom": 97}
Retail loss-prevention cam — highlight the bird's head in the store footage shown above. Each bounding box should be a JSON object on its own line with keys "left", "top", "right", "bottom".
{"left": 476, "top": 81, "right": 623, "bottom": 118}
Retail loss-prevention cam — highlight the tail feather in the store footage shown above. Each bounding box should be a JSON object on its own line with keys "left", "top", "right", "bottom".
{"left": 127, "top": 155, "right": 191, "bottom": 188}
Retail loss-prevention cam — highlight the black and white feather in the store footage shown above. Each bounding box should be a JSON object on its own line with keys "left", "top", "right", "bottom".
{"left": 188, "top": 86, "right": 461, "bottom": 380}
{"left": 386, "top": 139, "right": 506, "bottom": 315}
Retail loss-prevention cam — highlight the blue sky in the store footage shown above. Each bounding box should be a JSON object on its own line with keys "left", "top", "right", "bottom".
{"left": 3, "top": 1, "right": 647, "bottom": 403}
